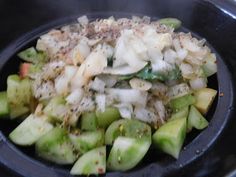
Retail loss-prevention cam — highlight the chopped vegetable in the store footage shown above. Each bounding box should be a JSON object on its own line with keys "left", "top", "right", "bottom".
{"left": 17, "top": 47, "right": 47, "bottom": 64}
{"left": 35, "top": 127, "right": 77, "bottom": 164}
{"left": 188, "top": 105, "right": 208, "bottom": 131}
{"left": 9, "top": 114, "right": 53, "bottom": 146}
{"left": 158, "top": 18, "right": 182, "bottom": 30}
{"left": 81, "top": 112, "right": 98, "bottom": 131}
{"left": 152, "top": 117, "right": 187, "bottom": 158}
{"left": 96, "top": 107, "right": 121, "bottom": 129}
{"left": 107, "top": 137, "right": 151, "bottom": 171}
{"left": 0, "top": 92, "right": 9, "bottom": 117}
{"left": 194, "top": 88, "right": 217, "bottom": 114}
{"left": 169, "top": 94, "right": 196, "bottom": 111}
{"left": 70, "top": 130, "right": 104, "bottom": 154}
{"left": 70, "top": 146, "right": 106, "bottom": 175}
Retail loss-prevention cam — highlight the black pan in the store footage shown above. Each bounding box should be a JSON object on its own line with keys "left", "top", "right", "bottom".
{"left": 0, "top": 1, "right": 236, "bottom": 177}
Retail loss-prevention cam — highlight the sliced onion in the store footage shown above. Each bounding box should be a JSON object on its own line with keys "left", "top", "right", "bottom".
{"left": 95, "top": 94, "right": 106, "bottom": 112}
{"left": 77, "top": 96, "right": 95, "bottom": 112}
{"left": 70, "top": 63, "right": 88, "bottom": 90}
{"left": 129, "top": 78, "right": 152, "bottom": 91}
{"left": 70, "top": 39, "right": 90, "bottom": 65}
{"left": 66, "top": 89, "right": 84, "bottom": 105}
{"left": 180, "top": 62, "right": 194, "bottom": 79}
{"left": 114, "top": 103, "right": 133, "bottom": 119}
{"left": 167, "top": 83, "right": 190, "bottom": 99}
{"left": 106, "top": 88, "right": 147, "bottom": 107}
{"left": 84, "top": 49, "right": 107, "bottom": 77}
{"left": 151, "top": 82, "right": 168, "bottom": 98}
{"left": 189, "top": 77, "right": 207, "bottom": 90}
{"left": 97, "top": 75, "right": 118, "bottom": 88}
{"left": 55, "top": 74, "right": 69, "bottom": 95}
{"left": 133, "top": 106, "right": 157, "bottom": 123}
{"left": 164, "top": 49, "right": 177, "bottom": 64}
{"left": 103, "top": 65, "right": 144, "bottom": 75}
{"left": 179, "top": 34, "right": 201, "bottom": 52}
{"left": 89, "top": 77, "right": 106, "bottom": 93}
{"left": 151, "top": 59, "right": 172, "bottom": 73}
{"left": 77, "top": 15, "right": 89, "bottom": 26}
{"left": 154, "top": 100, "right": 166, "bottom": 124}
{"left": 114, "top": 29, "right": 148, "bottom": 69}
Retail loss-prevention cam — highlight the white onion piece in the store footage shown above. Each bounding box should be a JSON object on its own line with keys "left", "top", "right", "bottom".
{"left": 71, "top": 48, "right": 107, "bottom": 89}
{"left": 83, "top": 48, "right": 107, "bottom": 77}
{"left": 142, "top": 26, "right": 172, "bottom": 51}
{"left": 114, "top": 29, "right": 148, "bottom": 69}
{"left": 106, "top": 88, "right": 147, "bottom": 107}
{"left": 70, "top": 63, "right": 88, "bottom": 90}
{"left": 95, "top": 94, "right": 106, "bottom": 112}
{"left": 55, "top": 66, "right": 77, "bottom": 95}
{"left": 77, "top": 96, "right": 95, "bottom": 112}
{"left": 179, "top": 34, "right": 201, "bottom": 52}
{"left": 167, "top": 83, "right": 190, "bottom": 99}
{"left": 164, "top": 49, "right": 177, "bottom": 64}
{"left": 97, "top": 75, "right": 118, "bottom": 88}
{"left": 180, "top": 63, "right": 194, "bottom": 79}
{"left": 98, "top": 43, "right": 114, "bottom": 58}
{"left": 173, "top": 38, "right": 188, "bottom": 60}
{"left": 55, "top": 75, "right": 69, "bottom": 95}
{"left": 70, "top": 39, "right": 90, "bottom": 65}
{"left": 33, "top": 80, "right": 56, "bottom": 100}
{"left": 66, "top": 89, "right": 84, "bottom": 105}
{"left": 64, "top": 66, "right": 78, "bottom": 79}
{"left": 103, "top": 65, "right": 144, "bottom": 75}
{"left": 151, "top": 82, "right": 168, "bottom": 97}
{"left": 154, "top": 100, "right": 166, "bottom": 124}
{"left": 36, "top": 31, "right": 69, "bottom": 57}
{"left": 77, "top": 15, "right": 89, "bottom": 26}
{"left": 133, "top": 106, "right": 157, "bottom": 123}
{"left": 147, "top": 47, "right": 163, "bottom": 63}
{"left": 129, "top": 78, "right": 152, "bottom": 91}
{"left": 114, "top": 103, "right": 133, "bottom": 119}
{"left": 189, "top": 77, "right": 207, "bottom": 90}
{"left": 89, "top": 77, "right": 106, "bottom": 93}
{"left": 42, "top": 61, "right": 65, "bottom": 80}
{"left": 151, "top": 59, "right": 172, "bottom": 73}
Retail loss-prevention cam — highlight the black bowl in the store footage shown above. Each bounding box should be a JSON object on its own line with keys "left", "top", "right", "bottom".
{"left": 0, "top": 1, "right": 236, "bottom": 177}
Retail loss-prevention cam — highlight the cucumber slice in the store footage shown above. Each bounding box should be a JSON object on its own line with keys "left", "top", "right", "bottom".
{"left": 169, "top": 94, "right": 195, "bottom": 112}
{"left": 7, "top": 75, "right": 21, "bottom": 105}
{"left": 96, "top": 107, "right": 121, "bottom": 129}
{"left": 202, "top": 53, "right": 217, "bottom": 77}
{"left": 152, "top": 117, "right": 187, "bottom": 158}
{"left": 81, "top": 112, "right": 98, "bottom": 131}
{"left": 70, "top": 146, "right": 106, "bottom": 175}
{"left": 17, "top": 47, "right": 47, "bottom": 64}
{"left": 9, "top": 105, "right": 29, "bottom": 119}
{"left": 169, "top": 106, "right": 189, "bottom": 121}
{"left": 70, "top": 130, "right": 105, "bottom": 154}
{"left": 107, "top": 137, "right": 150, "bottom": 171}
{"left": 194, "top": 88, "right": 217, "bottom": 114}
{"left": 105, "top": 119, "right": 152, "bottom": 145}
{"left": 0, "top": 92, "right": 9, "bottom": 117}
{"left": 9, "top": 114, "right": 53, "bottom": 146}
{"left": 105, "top": 119, "right": 127, "bottom": 145}
{"left": 158, "top": 18, "right": 182, "bottom": 30}
{"left": 7, "top": 75, "right": 32, "bottom": 107}
{"left": 35, "top": 127, "right": 76, "bottom": 164}
{"left": 43, "top": 96, "right": 68, "bottom": 122}
{"left": 188, "top": 105, "right": 208, "bottom": 131}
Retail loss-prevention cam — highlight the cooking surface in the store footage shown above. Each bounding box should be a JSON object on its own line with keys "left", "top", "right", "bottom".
{"left": 0, "top": 0, "right": 236, "bottom": 177}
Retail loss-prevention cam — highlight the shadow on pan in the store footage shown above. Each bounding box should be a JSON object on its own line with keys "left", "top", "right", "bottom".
{"left": 0, "top": 12, "right": 234, "bottom": 177}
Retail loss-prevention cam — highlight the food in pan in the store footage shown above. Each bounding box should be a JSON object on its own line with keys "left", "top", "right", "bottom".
{"left": 0, "top": 15, "right": 217, "bottom": 175}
